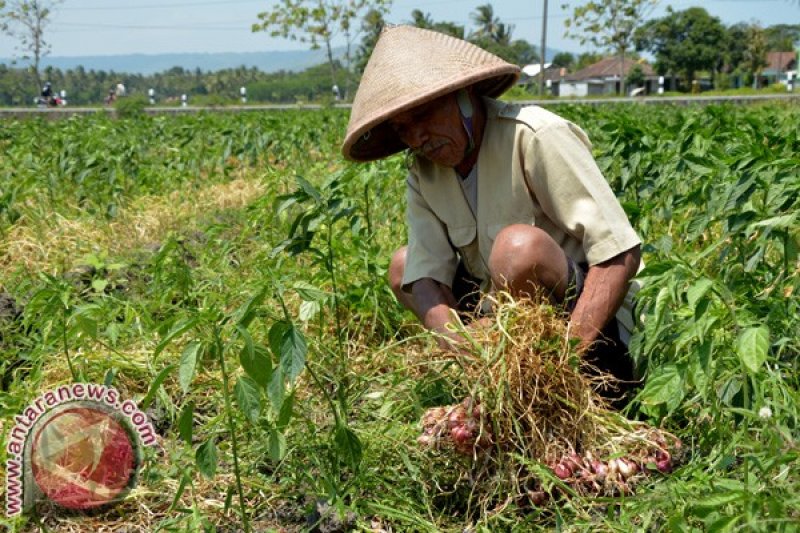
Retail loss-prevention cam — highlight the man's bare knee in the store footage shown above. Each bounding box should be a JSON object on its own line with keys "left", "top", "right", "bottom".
{"left": 388, "top": 246, "right": 408, "bottom": 298}
{"left": 488, "top": 225, "right": 567, "bottom": 299}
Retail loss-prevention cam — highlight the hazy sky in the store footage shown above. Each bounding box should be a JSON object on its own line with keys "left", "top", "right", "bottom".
{"left": 0, "top": 0, "right": 797, "bottom": 58}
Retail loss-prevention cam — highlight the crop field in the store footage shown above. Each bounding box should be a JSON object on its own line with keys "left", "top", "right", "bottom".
{"left": 0, "top": 102, "right": 798, "bottom": 531}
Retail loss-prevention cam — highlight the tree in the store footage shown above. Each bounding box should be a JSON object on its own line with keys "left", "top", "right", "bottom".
{"left": 409, "top": 9, "right": 465, "bottom": 39}
{"left": 354, "top": 8, "right": 384, "bottom": 74}
{"left": 743, "top": 24, "right": 768, "bottom": 88}
{"left": 0, "top": 0, "right": 63, "bottom": 91}
{"left": 466, "top": 5, "right": 537, "bottom": 65}
{"left": 634, "top": 7, "right": 727, "bottom": 90}
{"left": 551, "top": 51, "right": 575, "bottom": 69}
{"left": 505, "top": 39, "right": 539, "bottom": 65}
{"left": 409, "top": 9, "right": 433, "bottom": 29}
{"left": 471, "top": 4, "right": 497, "bottom": 38}
{"left": 252, "top": 0, "right": 390, "bottom": 100}
{"left": 574, "top": 51, "right": 603, "bottom": 71}
{"left": 625, "top": 63, "right": 644, "bottom": 88}
{"left": 470, "top": 4, "right": 515, "bottom": 47}
{"left": 563, "top": 0, "right": 657, "bottom": 95}
{"left": 723, "top": 23, "right": 749, "bottom": 74}
{"left": 764, "top": 24, "right": 800, "bottom": 51}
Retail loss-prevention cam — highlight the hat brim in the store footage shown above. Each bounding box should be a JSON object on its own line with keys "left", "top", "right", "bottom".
{"left": 343, "top": 68, "right": 519, "bottom": 162}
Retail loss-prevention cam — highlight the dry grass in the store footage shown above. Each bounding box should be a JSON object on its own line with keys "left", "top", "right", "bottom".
{"left": 0, "top": 178, "right": 266, "bottom": 279}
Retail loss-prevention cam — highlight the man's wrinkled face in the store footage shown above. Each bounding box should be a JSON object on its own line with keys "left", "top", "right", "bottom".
{"left": 387, "top": 92, "right": 469, "bottom": 168}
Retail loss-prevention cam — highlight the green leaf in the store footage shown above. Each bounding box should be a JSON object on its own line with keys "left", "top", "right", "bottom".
{"left": 179, "top": 341, "right": 203, "bottom": 394}
{"left": 223, "top": 485, "right": 235, "bottom": 514}
{"left": 686, "top": 278, "right": 713, "bottom": 309}
{"left": 298, "top": 300, "right": 321, "bottom": 322}
{"left": 277, "top": 391, "right": 294, "bottom": 430}
{"left": 105, "top": 322, "right": 121, "bottom": 346}
{"left": 154, "top": 317, "right": 199, "bottom": 358}
{"left": 267, "top": 365, "right": 284, "bottom": 414}
{"left": 639, "top": 364, "right": 684, "bottom": 411}
{"left": 748, "top": 213, "right": 797, "bottom": 231}
{"left": 690, "top": 491, "right": 745, "bottom": 512}
{"left": 296, "top": 175, "right": 322, "bottom": 203}
{"left": 234, "top": 375, "right": 262, "bottom": 424}
{"left": 269, "top": 321, "right": 306, "bottom": 383}
{"left": 178, "top": 401, "right": 194, "bottom": 444}
{"left": 334, "top": 425, "right": 363, "bottom": 471}
{"left": 281, "top": 326, "right": 307, "bottom": 383}
{"left": 169, "top": 473, "right": 191, "bottom": 511}
{"left": 103, "top": 368, "right": 116, "bottom": 387}
{"left": 92, "top": 278, "right": 109, "bottom": 293}
{"left": 268, "top": 428, "right": 287, "bottom": 461}
{"left": 140, "top": 364, "right": 176, "bottom": 409}
{"left": 682, "top": 155, "right": 713, "bottom": 176}
{"left": 697, "top": 338, "right": 713, "bottom": 375}
{"left": 736, "top": 326, "right": 769, "bottom": 374}
{"left": 268, "top": 321, "right": 291, "bottom": 358}
{"left": 717, "top": 377, "right": 742, "bottom": 407}
{"left": 70, "top": 304, "right": 103, "bottom": 338}
{"left": 196, "top": 438, "right": 218, "bottom": 479}
{"left": 239, "top": 343, "right": 272, "bottom": 389}
{"left": 706, "top": 514, "right": 739, "bottom": 533}
{"left": 293, "top": 281, "right": 327, "bottom": 302}
{"left": 232, "top": 286, "right": 267, "bottom": 328}
{"left": 236, "top": 323, "right": 255, "bottom": 365}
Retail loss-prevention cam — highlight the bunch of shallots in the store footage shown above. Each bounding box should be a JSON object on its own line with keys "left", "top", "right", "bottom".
{"left": 413, "top": 294, "right": 683, "bottom": 503}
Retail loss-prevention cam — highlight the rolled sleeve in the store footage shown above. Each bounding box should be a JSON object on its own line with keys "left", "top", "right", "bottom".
{"left": 401, "top": 172, "right": 459, "bottom": 290}
{"left": 525, "top": 122, "right": 641, "bottom": 266}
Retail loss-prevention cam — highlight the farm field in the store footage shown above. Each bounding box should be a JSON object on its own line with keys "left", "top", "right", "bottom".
{"left": 0, "top": 102, "right": 798, "bottom": 531}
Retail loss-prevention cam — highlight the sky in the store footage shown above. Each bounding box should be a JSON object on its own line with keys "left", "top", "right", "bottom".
{"left": 0, "top": 0, "right": 797, "bottom": 59}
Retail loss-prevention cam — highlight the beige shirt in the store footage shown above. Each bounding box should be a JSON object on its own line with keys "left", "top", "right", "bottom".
{"left": 401, "top": 98, "right": 643, "bottom": 336}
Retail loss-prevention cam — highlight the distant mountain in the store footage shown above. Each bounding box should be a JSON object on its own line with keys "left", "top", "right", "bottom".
{"left": 0, "top": 48, "right": 346, "bottom": 75}
{"left": 1, "top": 46, "right": 569, "bottom": 76}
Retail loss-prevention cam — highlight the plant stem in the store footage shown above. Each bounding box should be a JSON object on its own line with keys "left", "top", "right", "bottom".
{"left": 305, "top": 359, "right": 343, "bottom": 428}
{"left": 214, "top": 330, "right": 250, "bottom": 533}
{"left": 326, "top": 215, "right": 351, "bottom": 421}
{"left": 363, "top": 182, "right": 372, "bottom": 238}
{"left": 63, "top": 308, "right": 78, "bottom": 382}
{"left": 326, "top": 215, "right": 345, "bottom": 361}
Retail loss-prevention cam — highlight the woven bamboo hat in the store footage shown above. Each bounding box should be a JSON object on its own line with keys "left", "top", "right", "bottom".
{"left": 342, "top": 25, "right": 520, "bottom": 162}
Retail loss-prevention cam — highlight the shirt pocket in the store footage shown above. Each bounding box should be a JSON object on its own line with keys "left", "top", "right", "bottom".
{"left": 447, "top": 225, "right": 476, "bottom": 249}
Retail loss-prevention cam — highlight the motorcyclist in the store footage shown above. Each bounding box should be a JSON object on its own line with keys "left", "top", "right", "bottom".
{"left": 40, "top": 82, "right": 55, "bottom": 106}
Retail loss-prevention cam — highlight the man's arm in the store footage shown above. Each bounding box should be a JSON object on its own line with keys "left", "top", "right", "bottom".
{"left": 406, "top": 278, "right": 464, "bottom": 348}
{"left": 569, "top": 244, "right": 641, "bottom": 353}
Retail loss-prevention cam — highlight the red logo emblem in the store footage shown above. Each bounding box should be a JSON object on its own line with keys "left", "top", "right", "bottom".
{"left": 29, "top": 405, "right": 138, "bottom": 510}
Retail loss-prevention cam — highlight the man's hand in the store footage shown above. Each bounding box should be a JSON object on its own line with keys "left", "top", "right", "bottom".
{"left": 403, "top": 278, "right": 493, "bottom": 351}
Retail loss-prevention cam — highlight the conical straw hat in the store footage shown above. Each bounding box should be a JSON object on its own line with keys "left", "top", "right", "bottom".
{"left": 342, "top": 25, "right": 520, "bottom": 162}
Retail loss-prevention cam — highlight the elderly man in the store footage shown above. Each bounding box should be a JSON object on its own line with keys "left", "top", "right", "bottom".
{"left": 342, "top": 26, "right": 642, "bottom": 391}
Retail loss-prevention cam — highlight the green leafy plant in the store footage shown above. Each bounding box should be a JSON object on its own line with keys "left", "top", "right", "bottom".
{"left": 113, "top": 94, "right": 149, "bottom": 119}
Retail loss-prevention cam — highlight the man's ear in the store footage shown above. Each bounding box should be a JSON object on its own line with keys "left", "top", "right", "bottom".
{"left": 456, "top": 89, "right": 474, "bottom": 119}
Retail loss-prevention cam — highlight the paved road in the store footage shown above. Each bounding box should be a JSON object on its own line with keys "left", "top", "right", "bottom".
{"left": 1, "top": 93, "right": 798, "bottom": 119}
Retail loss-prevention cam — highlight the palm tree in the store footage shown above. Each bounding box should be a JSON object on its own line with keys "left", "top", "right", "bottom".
{"left": 471, "top": 4, "right": 499, "bottom": 40}
{"left": 410, "top": 9, "right": 434, "bottom": 29}
{"left": 493, "top": 22, "right": 513, "bottom": 46}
